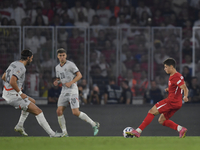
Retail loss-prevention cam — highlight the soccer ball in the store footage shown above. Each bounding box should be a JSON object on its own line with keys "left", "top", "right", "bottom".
{"left": 123, "top": 127, "right": 134, "bottom": 138}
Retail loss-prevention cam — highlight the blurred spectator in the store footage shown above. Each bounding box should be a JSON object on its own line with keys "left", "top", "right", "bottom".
{"left": 88, "top": 85, "right": 101, "bottom": 105}
{"left": 25, "top": 1, "right": 37, "bottom": 25}
{"left": 124, "top": 69, "right": 136, "bottom": 96}
{"left": 139, "top": 11, "right": 151, "bottom": 26}
{"left": 109, "top": 16, "right": 117, "bottom": 27}
{"left": 1, "top": 17, "right": 9, "bottom": 25}
{"left": 123, "top": 51, "right": 135, "bottom": 70}
{"left": 109, "top": 53, "right": 127, "bottom": 78}
{"left": 154, "top": 47, "right": 170, "bottom": 65}
{"left": 79, "top": 78, "right": 90, "bottom": 101}
{"left": 21, "top": 17, "right": 31, "bottom": 26}
{"left": 34, "top": 14, "right": 46, "bottom": 26}
{"left": 182, "top": 55, "right": 193, "bottom": 73}
{"left": 118, "top": 13, "right": 130, "bottom": 37}
{"left": 9, "top": 19, "right": 17, "bottom": 25}
{"left": 61, "top": 11, "right": 74, "bottom": 26}
{"left": 157, "top": 76, "right": 168, "bottom": 97}
{"left": 188, "top": 77, "right": 200, "bottom": 103}
{"left": 101, "top": 40, "right": 115, "bottom": 63}
{"left": 152, "top": 9, "right": 164, "bottom": 26}
{"left": 96, "top": 0, "right": 112, "bottom": 26}
{"left": 25, "top": 64, "right": 40, "bottom": 97}
{"left": 182, "top": 66, "right": 192, "bottom": 87}
{"left": 182, "top": 39, "right": 192, "bottom": 58}
{"left": 40, "top": 70, "right": 52, "bottom": 97}
{"left": 50, "top": 14, "right": 61, "bottom": 26}
{"left": 136, "top": 0, "right": 152, "bottom": 19}
{"left": 98, "top": 54, "right": 110, "bottom": 77}
{"left": 90, "top": 64, "right": 108, "bottom": 93}
{"left": 78, "top": 84, "right": 87, "bottom": 105}
{"left": 161, "top": 1, "right": 176, "bottom": 17}
{"left": 144, "top": 80, "right": 163, "bottom": 104}
{"left": 136, "top": 70, "right": 148, "bottom": 96}
{"left": 48, "top": 77, "right": 61, "bottom": 104}
{"left": 89, "top": 50, "right": 100, "bottom": 72}
{"left": 190, "top": 0, "right": 200, "bottom": 9}
{"left": 25, "top": 29, "right": 40, "bottom": 54}
{"left": 97, "top": 29, "right": 107, "bottom": 51}
{"left": 90, "top": 15, "right": 103, "bottom": 37}
{"left": 120, "top": 79, "right": 133, "bottom": 104}
{"left": 172, "top": 0, "right": 187, "bottom": 16}
{"left": 182, "top": 20, "right": 192, "bottom": 38}
{"left": 12, "top": 0, "right": 26, "bottom": 25}
{"left": 71, "top": 0, "right": 87, "bottom": 22}
{"left": 74, "top": 11, "right": 89, "bottom": 28}
{"left": 42, "top": 0, "right": 54, "bottom": 24}
{"left": 41, "top": 51, "right": 56, "bottom": 72}
{"left": 56, "top": 1, "right": 74, "bottom": 21}
{"left": 104, "top": 76, "right": 122, "bottom": 104}
{"left": 36, "top": 7, "right": 48, "bottom": 25}
{"left": 69, "top": 28, "right": 84, "bottom": 57}
{"left": 108, "top": 0, "right": 120, "bottom": 18}
{"left": 0, "top": 0, "right": 14, "bottom": 20}
{"left": 85, "top": 1, "right": 96, "bottom": 24}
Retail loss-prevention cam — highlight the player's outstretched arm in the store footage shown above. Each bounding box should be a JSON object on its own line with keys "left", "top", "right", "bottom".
{"left": 1, "top": 72, "right": 6, "bottom": 81}
{"left": 180, "top": 83, "right": 189, "bottom": 102}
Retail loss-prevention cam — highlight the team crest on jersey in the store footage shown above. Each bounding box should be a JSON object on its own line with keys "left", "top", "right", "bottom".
{"left": 16, "top": 70, "right": 20, "bottom": 74}
{"left": 168, "top": 81, "right": 171, "bottom": 86}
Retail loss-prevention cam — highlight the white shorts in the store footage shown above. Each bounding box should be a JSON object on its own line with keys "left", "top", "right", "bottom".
{"left": 57, "top": 93, "right": 80, "bottom": 109}
{"left": 3, "top": 90, "right": 31, "bottom": 111}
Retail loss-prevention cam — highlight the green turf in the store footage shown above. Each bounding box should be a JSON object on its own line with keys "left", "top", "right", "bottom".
{"left": 0, "top": 136, "right": 199, "bottom": 150}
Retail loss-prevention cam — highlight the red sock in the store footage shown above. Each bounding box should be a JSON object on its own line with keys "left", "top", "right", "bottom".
{"left": 163, "top": 120, "right": 178, "bottom": 131}
{"left": 138, "top": 113, "right": 155, "bottom": 131}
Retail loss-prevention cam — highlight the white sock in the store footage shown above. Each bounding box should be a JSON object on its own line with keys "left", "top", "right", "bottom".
{"left": 136, "top": 128, "right": 142, "bottom": 134}
{"left": 177, "top": 125, "right": 182, "bottom": 132}
{"left": 16, "top": 111, "right": 29, "bottom": 128}
{"left": 58, "top": 115, "right": 68, "bottom": 134}
{"left": 36, "top": 112, "right": 55, "bottom": 136}
{"left": 78, "top": 112, "right": 96, "bottom": 127}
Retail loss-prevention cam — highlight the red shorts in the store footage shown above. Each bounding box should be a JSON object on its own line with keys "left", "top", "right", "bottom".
{"left": 155, "top": 98, "right": 182, "bottom": 120}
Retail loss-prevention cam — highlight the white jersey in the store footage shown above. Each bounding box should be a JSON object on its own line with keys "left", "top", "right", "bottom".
{"left": 3, "top": 61, "right": 26, "bottom": 94}
{"left": 55, "top": 60, "right": 79, "bottom": 94}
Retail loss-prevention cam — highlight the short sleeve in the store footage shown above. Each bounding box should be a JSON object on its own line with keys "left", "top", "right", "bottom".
{"left": 70, "top": 62, "right": 79, "bottom": 74}
{"left": 174, "top": 76, "right": 184, "bottom": 87}
{"left": 13, "top": 67, "right": 25, "bottom": 79}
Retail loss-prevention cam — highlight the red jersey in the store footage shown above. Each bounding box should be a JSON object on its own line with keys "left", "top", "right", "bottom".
{"left": 167, "top": 72, "right": 184, "bottom": 104}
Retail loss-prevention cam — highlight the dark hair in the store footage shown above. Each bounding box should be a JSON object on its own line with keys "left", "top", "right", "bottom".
{"left": 122, "top": 79, "right": 129, "bottom": 85}
{"left": 21, "top": 49, "right": 33, "bottom": 60}
{"left": 163, "top": 58, "right": 176, "bottom": 68}
{"left": 57, "top": 48, "right": 66, "bottom": 54}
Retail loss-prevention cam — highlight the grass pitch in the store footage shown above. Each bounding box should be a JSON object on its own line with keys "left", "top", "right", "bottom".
{"left": 0, "top": 136, "right": 199, "bottom": 150}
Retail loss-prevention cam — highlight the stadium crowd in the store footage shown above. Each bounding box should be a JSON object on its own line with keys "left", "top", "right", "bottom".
{"left": 0, "top": 0, "right": 200, "bottom": 104}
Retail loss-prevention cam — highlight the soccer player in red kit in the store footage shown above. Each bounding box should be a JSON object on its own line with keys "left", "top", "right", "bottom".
{"left": 126, "top": 58, "right": 189, "bottom": 138}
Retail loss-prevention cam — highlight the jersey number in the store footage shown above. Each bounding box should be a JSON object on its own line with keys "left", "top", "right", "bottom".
{"left": 60, "top": 72, "right": 65, "bottom": 79}
{"left": 6, "top": 69, "right": 11, "bottom": 83}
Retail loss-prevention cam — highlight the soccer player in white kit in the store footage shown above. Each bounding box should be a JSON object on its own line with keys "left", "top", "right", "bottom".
{"left": 54, "top": 48, "right": 100, "bottom": 136}
{"left": 2, "top": 49, "right": 63, "bottom": 137}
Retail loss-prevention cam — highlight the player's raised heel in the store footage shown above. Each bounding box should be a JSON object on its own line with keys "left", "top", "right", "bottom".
{"left": 126, "top": 129, "right": 140, "bottom": 138}
{"left": 179, "top": 127, "right": 187, "bottom": 138}
{"left": 93, "top": 122, "right": 100, "bottom": 136}
{"left": 62, "top": 132, "right": 69, "bottom": 137}
{"left": 14, "top": 126, "right": 28, "bottom": 136}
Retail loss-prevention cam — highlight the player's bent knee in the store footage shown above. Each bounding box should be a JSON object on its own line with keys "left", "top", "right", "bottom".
{"left": 72, "top": 110, "right": 79, "bottom": 116}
